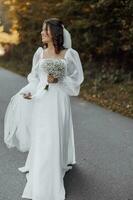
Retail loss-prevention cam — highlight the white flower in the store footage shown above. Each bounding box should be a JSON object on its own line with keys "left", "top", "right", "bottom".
{"left": 41, "top": 59, "right": 65, "bottom": 81}
{"left": 40, "top": 59, "right": 66, "bottom": 90}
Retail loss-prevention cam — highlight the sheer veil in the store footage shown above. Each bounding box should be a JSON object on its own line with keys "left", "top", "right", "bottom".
{"left": 62, "top": 25, "right": 72, "bottom": 49}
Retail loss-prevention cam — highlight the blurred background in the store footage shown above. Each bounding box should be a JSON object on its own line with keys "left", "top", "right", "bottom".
{"left": 0, "top": 0, "right": 133, "bottom": 118}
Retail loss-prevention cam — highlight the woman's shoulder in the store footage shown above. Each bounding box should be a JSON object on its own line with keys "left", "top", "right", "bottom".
{"left": 33, "top": 46, "right": 43, "bottom": 58}
{"left": 67, "top": 47, "right": 79, "bottom": 55}
{"left": 35, "top": 46, "right": 43, "bottom": 53}
{"left": 66, "top": 47, "right": 80, "bottom": 59}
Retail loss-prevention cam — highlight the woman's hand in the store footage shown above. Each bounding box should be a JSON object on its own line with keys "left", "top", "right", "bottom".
{"left": 20, "top": 92, "right": 32, "bottom": 100}
{"left": 47, "top": 74, "right": 58, "bottom": 83}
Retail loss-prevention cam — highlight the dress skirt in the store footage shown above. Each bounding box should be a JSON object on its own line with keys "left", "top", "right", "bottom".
{"left": 5, "top": 82, "right": 76, "bottom": 200}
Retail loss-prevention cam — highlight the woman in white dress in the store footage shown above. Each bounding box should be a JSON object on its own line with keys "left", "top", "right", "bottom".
{"left": 4, "top": 18, "right": 84, "bottom": 200}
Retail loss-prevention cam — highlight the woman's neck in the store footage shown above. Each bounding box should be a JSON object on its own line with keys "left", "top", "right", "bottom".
{"left": 46, "top": 42, "right": 55, "bottom": 53}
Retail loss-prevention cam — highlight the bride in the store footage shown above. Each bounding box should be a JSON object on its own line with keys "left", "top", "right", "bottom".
{"left": 4, "top": 18, "right": 84, "bottom": 200}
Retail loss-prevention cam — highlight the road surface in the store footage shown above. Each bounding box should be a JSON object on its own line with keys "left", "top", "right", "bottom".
{"left": 0, "top": 67, "right": 133, "bottom": 200}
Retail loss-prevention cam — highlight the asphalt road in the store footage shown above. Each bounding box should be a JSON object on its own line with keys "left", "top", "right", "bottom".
{"left": 0, "top": 67, "right": 133, "bottom": 200}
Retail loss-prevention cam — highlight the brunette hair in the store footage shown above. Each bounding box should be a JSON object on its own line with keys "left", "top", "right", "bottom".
{"left": 43, "top": 18, "right": 65, "bottom": 54}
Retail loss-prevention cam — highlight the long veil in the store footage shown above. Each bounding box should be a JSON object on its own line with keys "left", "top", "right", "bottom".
{"left": 63, "top": 26, "right": 72, "bottom": 49}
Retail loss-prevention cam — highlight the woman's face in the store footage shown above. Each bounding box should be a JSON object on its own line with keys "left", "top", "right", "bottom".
{"left": 41, "top": 23, "right": 52, "bottom": 43}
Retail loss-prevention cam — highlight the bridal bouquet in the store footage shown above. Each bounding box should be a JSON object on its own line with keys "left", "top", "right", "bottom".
{"left": 42, "top": 59, "right": 66, "bottom": 90}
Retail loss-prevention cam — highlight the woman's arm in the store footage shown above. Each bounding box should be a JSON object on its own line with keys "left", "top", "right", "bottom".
{"left": 18, "top": 47, "right": 42, "bottom": 96}
{"left": 62, "top": 48, "right": 84, "bottom": 96}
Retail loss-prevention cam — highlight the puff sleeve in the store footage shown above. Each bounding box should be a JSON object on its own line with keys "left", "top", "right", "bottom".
{"left": 18, "top": 47, "right": 42, "bottom": 95}
{"left": 62, "top": 48, "right": 84, "bottom": 96}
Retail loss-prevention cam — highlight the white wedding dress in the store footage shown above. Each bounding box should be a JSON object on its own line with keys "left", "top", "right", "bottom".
{"left": 4, "top": 46, "right": 84, "bottom": 200}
